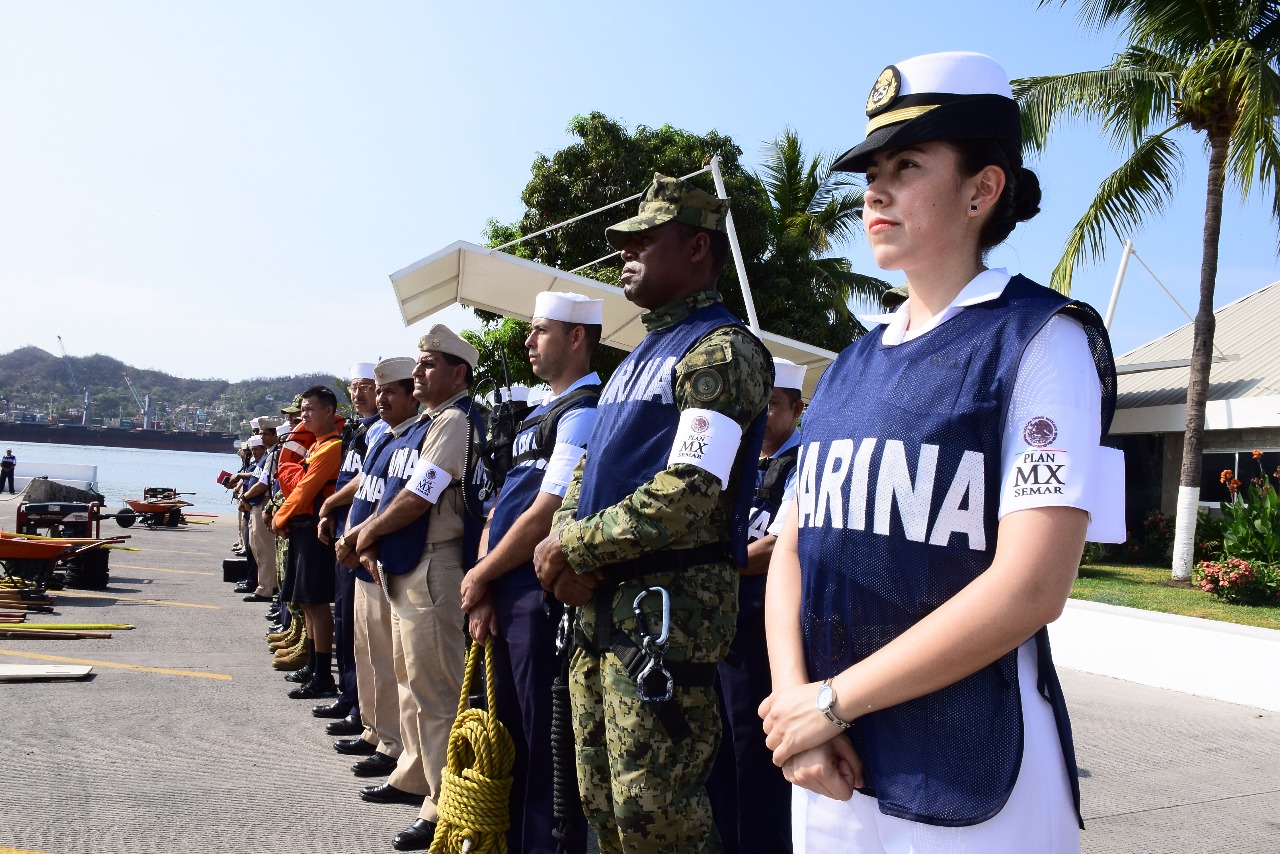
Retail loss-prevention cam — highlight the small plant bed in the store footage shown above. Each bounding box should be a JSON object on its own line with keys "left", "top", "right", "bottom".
{"left": 1071, "top": 563, "right": 1280, "bottom": 631}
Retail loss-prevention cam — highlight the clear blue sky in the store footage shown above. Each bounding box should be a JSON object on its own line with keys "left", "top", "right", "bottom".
{"left": 2, "top": 1, "right": 1275, "bottom": 382}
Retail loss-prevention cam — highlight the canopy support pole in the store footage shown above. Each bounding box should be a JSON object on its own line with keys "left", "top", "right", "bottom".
{"left": 1103, "top": 239, "right": 1132, "bottom": 331}
{"left": 708, "top": 155, "right": 760, "bottom": 333}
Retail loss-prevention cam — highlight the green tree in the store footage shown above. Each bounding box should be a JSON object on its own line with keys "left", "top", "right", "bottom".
{"left": 751, "top": 129, "right": 888, "bottom": 348}
{"left": 1014, "top": 0, "right": 1280, "bottom": 580}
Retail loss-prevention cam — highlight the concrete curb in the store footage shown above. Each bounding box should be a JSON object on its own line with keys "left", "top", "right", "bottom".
{"left": 1051, "top": 599, "right": 1280, "bottom": 711}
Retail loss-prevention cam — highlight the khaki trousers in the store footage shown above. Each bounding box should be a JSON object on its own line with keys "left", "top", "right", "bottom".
{"left": 247, "top": 504, "right": 277, "bottom": 598}
{"left": 386, "top": 541, "right": 466, "bottom": 823}
{"left": 354, "top": 576, "right": 402, "bottom": 757}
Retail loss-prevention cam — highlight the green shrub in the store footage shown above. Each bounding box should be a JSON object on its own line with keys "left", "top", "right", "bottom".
{"left": 1194, "top": 558, "right": 1280, "bottom": 606}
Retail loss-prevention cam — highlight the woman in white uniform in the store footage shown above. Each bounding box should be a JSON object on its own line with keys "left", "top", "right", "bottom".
{"left": 759, "top": 52, "right": 1120, "bottom": 854}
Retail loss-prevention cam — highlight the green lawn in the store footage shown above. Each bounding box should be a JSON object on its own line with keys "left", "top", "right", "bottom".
{"left": 1072, "top": 563, "right": 1280, "bottom": 631}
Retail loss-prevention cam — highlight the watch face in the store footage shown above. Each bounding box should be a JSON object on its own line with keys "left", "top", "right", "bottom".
{"left": 816, "top": 683, "right": 833, "bottom": 710}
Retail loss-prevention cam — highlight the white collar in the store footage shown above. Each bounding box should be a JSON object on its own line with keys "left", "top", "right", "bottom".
{"left": 859, "top": 268, "right": 1012, "bottom": 345}
{"left": 542, "top": 372, "right": 601, "bottom": 405}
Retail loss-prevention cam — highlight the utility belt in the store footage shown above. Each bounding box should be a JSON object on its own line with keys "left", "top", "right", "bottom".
{"left": 574, "top": 541, "right": 727, "bottom": 743}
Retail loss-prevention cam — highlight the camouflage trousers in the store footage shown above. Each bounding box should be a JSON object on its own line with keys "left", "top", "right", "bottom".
{"left": 570, "top": 646, "right": 723, "bottom": 854}
{"left": 275, "top": 536, "right": 302, "bottom": 624}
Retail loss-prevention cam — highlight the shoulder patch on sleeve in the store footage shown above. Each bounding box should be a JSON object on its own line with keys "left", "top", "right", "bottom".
{"left": 690, "top": 368, "right": 724, "bottom": 402}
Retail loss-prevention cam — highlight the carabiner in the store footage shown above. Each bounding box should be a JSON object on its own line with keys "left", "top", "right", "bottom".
{"left": 632, "top": 586, "right": 671, "bottom": 648}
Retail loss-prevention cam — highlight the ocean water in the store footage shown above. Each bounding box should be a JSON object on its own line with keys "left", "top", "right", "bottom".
{"left": 0, "top": 440, "right": 242, "bottom": 515}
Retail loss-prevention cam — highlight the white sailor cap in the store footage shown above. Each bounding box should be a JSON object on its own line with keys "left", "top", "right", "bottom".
{"left": 375, "top": 356, "right": 416, "bottom": 385}
{"left": 533, "top": 291, "right": 604, "bottom": 326}
{"left": 349, "top": 362, "right": 376, "bottom": 382}
{"left": 249, "top": 417, "right": 261, "bottom": 430}
{"left": 773, "top": 358, "right": 806, "bottom": 392}
{"left": 247, "top": 435, "right": 265, "bottom": 449}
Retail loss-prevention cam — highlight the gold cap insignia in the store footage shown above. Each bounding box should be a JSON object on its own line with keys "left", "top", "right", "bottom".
{"left": 866, "top": 66, "right": 901, "bottom": 116}
{"left": 430, "top": 337, "right": 441, "bottom": 348}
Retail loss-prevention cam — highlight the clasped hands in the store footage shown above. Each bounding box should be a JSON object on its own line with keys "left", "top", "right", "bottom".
{"left": 331, "top": 521, "right": 383, "bottom": 586}
{"left": 532, "top": 530, "right": 601, "bottom": 607}
{"left": 759, "top": 681, "right": 865, "bottom": 802}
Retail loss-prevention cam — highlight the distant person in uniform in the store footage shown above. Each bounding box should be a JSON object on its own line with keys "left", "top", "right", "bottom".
{"left": 273, "top": 386, "right": 346, "bottom": 699}
{"left": 759, "top": 52, "right": 1120, "bottom": 854}
{"left": 709, "top": 356, "right": 805, "bottom": 853}
{"left": 325, "top": 359, "right": 409, "bottom": 777}
{"left": 533, "top": 174, "right": 772, "bottom": 853}
{"left": 312, "top": 362, "right": 381, "bottom": 727}
{"left": 461, "top": 290, "right": 603, "bottom": 854}
{"left": 1, "top": 449, "right": 16, "bottom": 493}
{"left": 239, "top": 420, "right": 281, "bottom": 602}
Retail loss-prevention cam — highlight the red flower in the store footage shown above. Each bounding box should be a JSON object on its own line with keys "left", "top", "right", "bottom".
{"left": 1252, "top": 449, "right": 1263, "bottom": 460}
{"left": 1220, "top": 469, "right": 1234, "bottom": 484}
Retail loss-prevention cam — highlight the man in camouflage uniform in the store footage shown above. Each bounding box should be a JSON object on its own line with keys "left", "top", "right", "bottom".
{"left": 534, "top": 174, "right": 772, "bottom": 853}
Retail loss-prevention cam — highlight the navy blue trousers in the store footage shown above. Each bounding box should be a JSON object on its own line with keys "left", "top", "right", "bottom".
{"left": 241, "top": 511, "right": 257, "bottom": 585}
{"left": 332, "top": 518, "right": 358, "bottom": 713}
{"left": 491, "top": 582, "right": 584, "bottom": 854}
{"left": 708, "top": 597, "right": 793, "bottom": 854}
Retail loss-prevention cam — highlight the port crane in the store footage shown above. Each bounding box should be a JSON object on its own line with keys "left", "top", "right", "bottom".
{"left": 56, "top": 336, "right": 90, "bottom": 427}
{"left": 121, "top": 372, "right": 153, "bottom": 430}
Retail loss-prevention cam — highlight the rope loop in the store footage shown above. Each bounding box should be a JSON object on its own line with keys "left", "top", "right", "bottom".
{"left": 429, "top": 635, "right": 515, "bottom": 854}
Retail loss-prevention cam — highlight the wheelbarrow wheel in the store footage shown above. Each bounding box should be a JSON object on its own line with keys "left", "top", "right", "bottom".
{"left": 115, "top": 507, "right": 137, "bottom": 528}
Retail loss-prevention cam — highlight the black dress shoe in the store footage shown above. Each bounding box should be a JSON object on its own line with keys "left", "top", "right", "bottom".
{"left": 243, "top": 593, "right": 273, "bottom": 602}
{"left": 266, "top": 611, "right": 282, "bottom": 621}
{"left": 233, "top": 584, "right": 254, "bottom": 594}
{"left": 326, "top": 714, "right": 363, "bottom": 736}
{"left": 360, "top": 783, "right": 425, "bottom": 806}
{"left": 285, "top": 664, "right": 314, "bottom": 683}
{"left": 287, "top": 678, "right": 337, "bottom": 700}
{"left": 352, "top": 751, "right": 397, "bottom": 778}
{"left": 334, "top": 737, "right": 377, "bottom": 756}
{"left": 393, "top": 818, "right": 436, "bottom": 850}
{"left": 312, "top": 700, "right": 353, "bottom": 719}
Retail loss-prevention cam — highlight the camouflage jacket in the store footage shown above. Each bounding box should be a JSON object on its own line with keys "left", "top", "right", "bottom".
{"left": 553, "top": 290, "right": 772, "bottom": 661}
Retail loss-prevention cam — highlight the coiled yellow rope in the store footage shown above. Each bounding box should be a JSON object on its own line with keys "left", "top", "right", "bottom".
{"left": 429, "top": 635, "right": 515, "bottom": 854}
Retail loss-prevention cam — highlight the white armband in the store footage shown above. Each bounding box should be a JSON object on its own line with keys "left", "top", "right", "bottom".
{"left": 407, "top": 457, "right": 453, "bottom": 504}
{"left": 667, "top": 408, "right": 742, "bottom": 489}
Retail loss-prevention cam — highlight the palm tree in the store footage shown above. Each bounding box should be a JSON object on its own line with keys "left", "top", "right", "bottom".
{"left": 1014, "top": 0, "right": 1280, "bottom": 580}
{"left": 752, "top": 129, "right": 889, "bottom": 351}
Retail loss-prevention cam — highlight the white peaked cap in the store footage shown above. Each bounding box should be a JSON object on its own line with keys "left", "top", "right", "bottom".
{"left": 526, "top": 389, "right": 544, "bottom": 407}
{"left": 893, "top": 51, "right": 1012, "bottom": 99}
{"left": 533, "top": 291, "right": 604, "bottom": 325}
{"left": 349, "top": 362, "right": 376, "bottom": 381}
{"left": 774, "top": 357, "right": 806, "bottom": 391}
{"left": 248, "top": 435, "right": 265, "bottom": 448}
{"left": 375, "top": 356, "right": 416, "bottom": 385}
{"left": 500, "top": 384, "right": 529, "bottom": 403}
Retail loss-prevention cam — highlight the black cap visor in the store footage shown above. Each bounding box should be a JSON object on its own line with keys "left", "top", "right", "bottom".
{"left": 832, "top": 95, "right": 1021, "bottom": 173}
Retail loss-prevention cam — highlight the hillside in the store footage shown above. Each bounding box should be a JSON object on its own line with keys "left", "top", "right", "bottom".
{"left": 0, "top": 346, "right": 338, "bottom": 431}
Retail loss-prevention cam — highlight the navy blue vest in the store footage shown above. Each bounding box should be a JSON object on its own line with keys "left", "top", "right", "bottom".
{"left": 345, "top": 423, "right": 397, "bottom": 583}
{"left": 796, "top": 276, "right": 1111, "bottom": 827}
{"left": 578, "top": 301, "right": 767, "bottom": 569}
{"left": 375, "top": 416, "right": 434, "bottom": 576}
{"left": 488, "top": 389, "right": 598, "bottom": 591}
{"left": 335, "top": 415, "right": 378, "bottom": 538}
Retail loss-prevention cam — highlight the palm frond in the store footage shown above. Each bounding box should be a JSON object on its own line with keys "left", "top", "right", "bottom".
{"left": 1050, "top": 131, "right": 1184, "bottom": 293}
{"left": 1229, "top": 56, "right": 1280, "bottom": 201}
{"left": 1249, "top": 0, "right": 1280, "bottom": 47}
{"left": 1015, "top": 66, "right": 1177, "bottom": 153}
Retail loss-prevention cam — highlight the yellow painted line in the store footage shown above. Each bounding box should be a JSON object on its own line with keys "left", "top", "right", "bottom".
{"left": 0, "top": 648, "right": 231, "bottom": 681}
{"left": 114, "top": 563, "right": 216, "bottom": 577}
{"left": 0, "top": 847, "right": 54, "bottom": 854}
{"left": 52, "top": 590, "right": 219, "bottom": 610}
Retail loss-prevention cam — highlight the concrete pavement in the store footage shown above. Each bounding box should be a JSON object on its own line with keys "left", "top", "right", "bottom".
{"left": 0, "top": 498, "right": 1277, "bottom": 853}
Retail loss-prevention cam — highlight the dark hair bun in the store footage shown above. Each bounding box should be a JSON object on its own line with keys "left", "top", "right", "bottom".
{"left": 1012, "top": 167, "right": 1041, "bottom": 223}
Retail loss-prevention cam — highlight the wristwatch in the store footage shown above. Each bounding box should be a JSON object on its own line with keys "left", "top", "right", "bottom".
{"left": 816, "top": 678, "right": 852, "bottom": 730}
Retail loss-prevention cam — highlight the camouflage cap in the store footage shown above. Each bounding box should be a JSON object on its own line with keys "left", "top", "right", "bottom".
{"left": 605, "top": 173, "right": 729, "bottom": 250}
{"left": 279, "top": 394, "right": 303, "bottom": 415}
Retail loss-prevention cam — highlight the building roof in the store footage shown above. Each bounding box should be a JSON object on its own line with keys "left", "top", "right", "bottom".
{"left": 1116, "top": 279, "right": 1280, "bottom": 409}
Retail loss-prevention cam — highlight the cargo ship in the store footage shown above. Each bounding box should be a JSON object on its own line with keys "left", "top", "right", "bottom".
{"left": 0, "top": 421, "right": 239, "bottom": 454}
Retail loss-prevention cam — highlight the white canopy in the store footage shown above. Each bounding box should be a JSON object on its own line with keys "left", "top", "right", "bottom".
{"left": 389, "top": 240, "right": 839, "bottom": 399}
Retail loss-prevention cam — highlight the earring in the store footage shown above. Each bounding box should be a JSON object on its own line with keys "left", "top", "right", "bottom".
{"left": 970, "top": 204, "right": 979, "bottom": 212}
